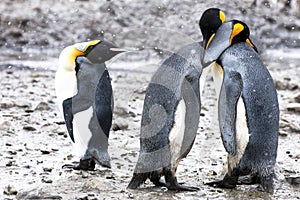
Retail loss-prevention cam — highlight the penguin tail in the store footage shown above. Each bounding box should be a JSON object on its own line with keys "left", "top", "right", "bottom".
{"left": 127, "top": 172, "right": 149, "bottom": 189}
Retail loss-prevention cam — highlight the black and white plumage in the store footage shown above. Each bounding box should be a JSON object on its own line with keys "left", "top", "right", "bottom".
{"left": 55, "top": 40, "right": 125, "bottom": 170}
{"left": 127, "top": 42, "right": 203, "bottom": 191}
{"left": 202, "top": 20, "right": 279, "bottom": 193}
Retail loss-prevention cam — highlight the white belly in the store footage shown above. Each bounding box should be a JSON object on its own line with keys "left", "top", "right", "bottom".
{"left": 211, "top": 63, "right": 249, "bottom": 172}
{"left": 72, "top": 106, "right": 93, "bottom": 157}
{"left": 169, "top": 99, "right": 186, "bottom": 172}
{"left": 228, "top": 97, "right": 249, "bottom": 172}
{"left": 55, "top": 69, "right": 77, "bottom": 115}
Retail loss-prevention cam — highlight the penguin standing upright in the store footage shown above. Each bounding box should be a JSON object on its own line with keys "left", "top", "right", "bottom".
{"left": 201, "top": 20, "right": 279, "bottom": 193}
{"left": 55, "top": 40, "right": 126, "bottom": 170}
{"left": 127, "top": 42, "right": 202, "bottom": 191}
{"left": 127, "top": 8, "right": 226, "bottom": 191}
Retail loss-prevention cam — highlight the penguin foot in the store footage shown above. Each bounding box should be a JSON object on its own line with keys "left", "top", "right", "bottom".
{"left": 205, "top": 179, "right": 236, "bottom": 189}
{"left": 167, "top": 184, "right": 199, "bottom": 191}
{"left": 260, "top": 176, "right": 274, "bottom": 194}
{"left": 62, "top": 159, "right": 95, "bottom": 171}
{"left": 238, "top": 175, "right": 260, "bottom": 185}
{"left": 73, "top": 159, "right": 96, "bottom": 171}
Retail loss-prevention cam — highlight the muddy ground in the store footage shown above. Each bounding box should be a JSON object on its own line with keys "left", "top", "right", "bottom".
{"left": 0, "top": 0, "right": 300, "bottom": 199}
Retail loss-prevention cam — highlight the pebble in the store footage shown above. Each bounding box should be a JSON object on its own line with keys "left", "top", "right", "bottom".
{"left": 42, "top": 178, "right": 53, "bottom": 183}
{"left": 292, "top": 92, "right": 300, "bottom": 103}
{"left": 0, "top": 100, "right": 15, "bottom": 109}
{"left": 15, "top": 100, "right": 31, "bottom": 108}
{"left": 286, "top": 175, "right": 300, "bottom": 186}
{"left": 3, "top": 184, "right": 18, "bottom": 195}
{"left": 289, "top": 123, "right": 300, "bottom": 133}
{"left": 23, "top": 125, "right": 37, "bottom": 131}
{"left": 35, "top": 101, "right": 51, "bottom": 111}
{"left": 114, "top": 106, "right": 129, "bottom": 117}
{"left": 43, "top": 167, "right": 53, "bottom": 172}
{"left": 286, "top": 103, "right": 300, "bottom": 112}
{"left": 56, "top": 128, "right": 66, "bottom": 135}
{"left": 82, "top": 171, "right": 89, "bottom": 178}
{"left": 0, "top": 121, "right": 12, "bottom": 131}
{"left": 40, "top": 149, "right": 51, "bottom": 154}
{"left": 112, "top": 119, "right": 128, "bottom": 131}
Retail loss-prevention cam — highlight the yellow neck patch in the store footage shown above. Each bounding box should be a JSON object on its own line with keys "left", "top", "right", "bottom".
{"left": 219, "top": 11, "right": 226, "bottom": 23}
{"left": 230, "top": 23, "right": 244, "bottom": 45}
{"left": 83, "top": 40, "right": 101, "bottom": 52}
{"left": 205, "top": 33, "right": 215, "bottom": 49}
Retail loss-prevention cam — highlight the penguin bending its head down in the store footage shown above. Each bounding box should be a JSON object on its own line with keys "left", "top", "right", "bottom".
{"left": 202, "top": 20, "right": 279, "bottom": 193}
{"left": 127, "top": 8, "right": 225, "bottom": 191}
{"left": 55, "top": 40, "right": 126, "bottom": 170}
{"left": 199, "top": 8, "right": 226, "bottom": 94}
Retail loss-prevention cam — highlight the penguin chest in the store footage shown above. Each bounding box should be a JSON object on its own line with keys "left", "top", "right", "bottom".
{"left": 55, "top": 69, "right": 77, "bottom": 114}
{"left": 72, "top": 106, "right": 94, "bottom": 155}
{"left": 211, "top": 62, "right": 224, "bottom": 96}
{"left": 228, "top": 97, "right": 249, "bottom": 171}
{"left": 168, "top": 99, "right": 186, "bottom": 170}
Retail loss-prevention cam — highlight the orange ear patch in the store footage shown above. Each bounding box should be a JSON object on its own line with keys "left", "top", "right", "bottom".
{"left": 230, "top": 23, "right": 244, "bottom": 45}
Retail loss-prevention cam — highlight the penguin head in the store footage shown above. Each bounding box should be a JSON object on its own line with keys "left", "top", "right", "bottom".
{"left": 202, "top": 20, "right": 257, "bottom": 66}
{"left": 199, "top": 8, "right": 226, "bottom": 49}
{"left": 58, "top": 40, "right": 126, "bottom": 72}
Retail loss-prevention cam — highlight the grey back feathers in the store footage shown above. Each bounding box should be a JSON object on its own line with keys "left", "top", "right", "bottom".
{"left": 135, "top": 42, "right": 203, "bottom": 173}
{"left": 218, "top": 42, "right": 279, "bottom": 169}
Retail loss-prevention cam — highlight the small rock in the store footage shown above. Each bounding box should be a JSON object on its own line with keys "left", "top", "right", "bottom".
{"left": 286, "top": 103, "right": 300, "bottom": 112}
{"left": 292, "top": 92, "right": 300, "bottom": 103}
{"left": 114, "top": 106, "right": 129, "bottom": 117}
{"left": 287, "top": 83, "right": 298, "bottom": 91}
{"left": 41, "top": 178, "right": 53, "bottom": 184}
{"left": 134, "top": 86, "right": 147, "bottom": 94}
{"left": 289, "top": 123, "right": 300, "bottom": 133}
{"left": 40, "top": 149, "right": 51, "bottom": 154}
{"left": 15, "top": 100, "right": 31, "bottom": 108}
{"left": 35, "top": 102, "right": 51, "bottom": 111}
{"left": 105, "top": 173, "right": 115, "bottom": 180}
{"left": 82, "top": 171, "right": 89, "bottom": 178}
{"left": 56, "top": 128, "right": 66, "bottom": 135}
{"left": 279, "top": 130, "right": 288, "bottom": 137}
{"left": 286, "top": 175, "right": 300, "bottom": 186}
{"left": 275, "top": 80, "right": 288, "bottom": 90}
{"left": 0, "top": 101, "right": 15, "bottom": 109}
{"left": 0, "top": 121, "right": 12, "bottom": 131}
{"left": 112, "top": 119, "right": 128, "bottom": 131}
{"left": 3, "top": 184, "right": 17, "bottom": 195}
{"left": 23, "top": 125, "right": 36, "bottom": 131}
{"left": 43, "top": 167, "right": 53, "bottom": 172}
{"left": 6, "top": 160, "right": 17, "bottom": 167}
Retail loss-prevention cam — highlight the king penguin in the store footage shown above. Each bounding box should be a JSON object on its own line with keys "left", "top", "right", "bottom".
{"left": 55, "top": 40, "right": 126, "bottom": 170}
{"left": 127, "top": 8, "right": 225, "bottom": 191}
{"left": 202, "top": 20, "right": 279, "bottom": 193}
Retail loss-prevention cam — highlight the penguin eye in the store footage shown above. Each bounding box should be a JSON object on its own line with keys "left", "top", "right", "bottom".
{"left": 85, "top": 45, "right": 96, "bottom": 55}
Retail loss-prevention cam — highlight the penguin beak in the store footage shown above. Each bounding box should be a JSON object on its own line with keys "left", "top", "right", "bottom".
{"left": 86, "top": 41, "right": 132, "bottom": 63}
{"left": 109, "top": 47, "right": 131, "bottom": 53}
{"left": 246, "top": 38, "right": 258, "bottom": 52}
{"left": 203, "top": 21, "right": 244, "bottom": 66}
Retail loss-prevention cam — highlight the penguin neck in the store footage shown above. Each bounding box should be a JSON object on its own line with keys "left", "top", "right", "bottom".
{"left": 59, "top": 46, "right": 84, "bottom": 72}
{"left": 210, "top": 62, "right": 223, "bottom": 97}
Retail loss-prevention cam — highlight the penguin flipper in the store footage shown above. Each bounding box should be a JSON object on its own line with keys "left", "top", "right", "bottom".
{"left": 62, "top": 97, "right": 75, "bottom": 143}
{"left": 218, "top": 70, "right": 243, "bottom": 156}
